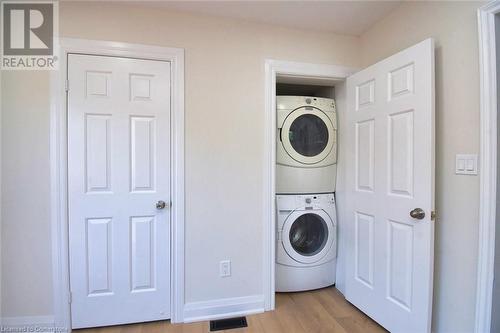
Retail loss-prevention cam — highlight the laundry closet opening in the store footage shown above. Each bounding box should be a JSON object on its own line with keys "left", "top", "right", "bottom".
{"left": 274, "top": 73, "right": 348, "bottom": 295}
{"left": 269, "top": 40, "right": 435, "bottom": 332}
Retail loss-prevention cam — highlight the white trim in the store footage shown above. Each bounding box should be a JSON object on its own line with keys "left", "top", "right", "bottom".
{"left": 0, "top": 58, "right": 3, "bottom": 323}
{"left": 476, "top": 2, "right": 500, "bottom": 333}
{"left": 183, "top": 295, "right": 264, "bottom": 323}
{"left": 263, "top": 60, "right": 357, "bottom": 310}
{"left": 0, "top": 316, "right": 55, "bottom": 327}
{"left": 50, "top": 38, "right": 185, "bottom": 330}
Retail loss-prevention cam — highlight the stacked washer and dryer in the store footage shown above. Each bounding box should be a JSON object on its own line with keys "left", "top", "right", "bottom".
{"left": 276, "top": 96, "right": 338, "bottom": 292}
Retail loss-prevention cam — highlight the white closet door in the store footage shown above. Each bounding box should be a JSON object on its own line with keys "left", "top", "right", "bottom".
{"left": 68, "top": 54, "right": 171, "bottom": 328}
{"left": 345, "top": 39, "right": 435, "bottom": 333}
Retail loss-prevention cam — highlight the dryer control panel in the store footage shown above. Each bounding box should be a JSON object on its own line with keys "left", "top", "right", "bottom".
{"left": 277, "top": 96, "right": 336, "bottom": 112}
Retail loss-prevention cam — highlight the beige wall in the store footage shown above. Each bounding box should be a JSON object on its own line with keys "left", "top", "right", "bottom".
{"left": 1, "top": 2, "right": 360, "bottom": 318}
{"left": 359, "top": 2, "right": 483, "bottom": 332}
{"left": 1, "top": 71, "right": 54, "bottom": 317}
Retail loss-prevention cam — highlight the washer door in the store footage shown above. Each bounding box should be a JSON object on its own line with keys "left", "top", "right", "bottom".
{"left": 281, "top": 107, "right": 336, "bottom": 165}
{"left": 282, "top": 210, "right": 334, "bottom": 264}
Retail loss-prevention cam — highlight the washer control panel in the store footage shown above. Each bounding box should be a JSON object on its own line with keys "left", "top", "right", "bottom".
{"left": 276, "top": 193, "right": 335, "bottom": 211}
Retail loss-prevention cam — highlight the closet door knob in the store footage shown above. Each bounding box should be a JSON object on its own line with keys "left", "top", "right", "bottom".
{"left": 156, "top": 200, "right": 167, "bottom": 210}
{"left": 409, "top": 208, "right": 425, "bottom": 220}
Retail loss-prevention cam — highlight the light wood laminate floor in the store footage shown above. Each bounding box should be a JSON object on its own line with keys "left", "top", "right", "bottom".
{"left": 76, "top": 287, "right": 387, "bottom": 333}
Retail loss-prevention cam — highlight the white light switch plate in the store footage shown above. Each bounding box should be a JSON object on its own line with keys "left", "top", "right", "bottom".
{"left": 455, "top": 154, "right": 478, "bottom": 175}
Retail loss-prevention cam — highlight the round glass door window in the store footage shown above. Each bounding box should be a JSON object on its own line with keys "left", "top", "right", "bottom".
{"left": 288, "top": 114, "right": 329, "bottom": 157}
{"left": 289, "top": 213, "right": 328, "bottom": 256}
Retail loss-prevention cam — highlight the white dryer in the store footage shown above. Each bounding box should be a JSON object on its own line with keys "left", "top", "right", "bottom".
{"left": 276, "top": 96, "right": 337, "bottom": 194}
{"left": 276, "top": 193, "right": 337, "bottom": 292}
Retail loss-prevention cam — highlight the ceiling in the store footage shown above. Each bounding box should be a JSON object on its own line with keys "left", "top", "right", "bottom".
{"left": 130, "top": 1, "right": 402, "bottom": 36}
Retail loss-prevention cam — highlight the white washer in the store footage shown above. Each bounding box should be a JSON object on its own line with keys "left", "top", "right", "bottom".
{"left": 276, "top": 96, "right": 337, "bottom": 194}
{"left": 276, "top": 193, "right": 337, "bottom": 292}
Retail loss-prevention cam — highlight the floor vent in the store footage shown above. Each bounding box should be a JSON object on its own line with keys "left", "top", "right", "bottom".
{"left": 209, "top": 316, "right": 248, "bottom": 331}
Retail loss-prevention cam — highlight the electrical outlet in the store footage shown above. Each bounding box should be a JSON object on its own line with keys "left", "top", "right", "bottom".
{"left": 220, "top": 260, "right": 231, "bottom": 277}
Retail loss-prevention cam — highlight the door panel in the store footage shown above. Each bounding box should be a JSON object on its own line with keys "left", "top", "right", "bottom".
{"left": 68, "top": 54, "right": 171, "bottom": 329}
{"left": 85, "top": 114, "right": 111, "bottom": 192}
{"left": 355, "top": 119, "right": 375, "bottom": 192}
{"left": 388, "top": 110, "right": 414, "bottom": 197}
{"left": 345, "top": 39, "right": 435, "bottom": 333}
{"left": 387, "top": 220, "right": 413, "bottom": 310}
{"left": 130, "top": 116, "right": 156, "bottom": 192}
{"left": 86, "top": 217, "right": 113, "bottom": 295}
{"left": 130, "top": 216, "right": 156, "bottom": 291}
{"left": 354, "top": 212, "right": 374, "bottom": 288}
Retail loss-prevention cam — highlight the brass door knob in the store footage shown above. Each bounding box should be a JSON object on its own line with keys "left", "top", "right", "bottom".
{"left": 410, "top": 208, "right": 425, "bottom": 220}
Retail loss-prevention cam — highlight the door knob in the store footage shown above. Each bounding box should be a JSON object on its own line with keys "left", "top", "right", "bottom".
{"left": 156, "top": 200, "right": 167, "bottom": 210}
{"left": 410, "top": 208, "right": 425, "bottom": 220}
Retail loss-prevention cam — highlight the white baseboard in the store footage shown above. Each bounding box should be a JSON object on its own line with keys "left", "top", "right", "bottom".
{"left": 1, "top": 315, "right": 55, "bottom": 327}
{"left": 0, "top": 296, "right": 266, "bottom": 326}
{"left": 183, "top": 294, "right": 265, "bottom": 323}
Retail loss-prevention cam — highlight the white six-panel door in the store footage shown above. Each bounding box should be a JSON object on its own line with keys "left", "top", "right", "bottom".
{"left": 345, "top": 39, "right": 435, "bottom": 333}
{"left": 68, "top": 54, "right": 171, "bottom": 328}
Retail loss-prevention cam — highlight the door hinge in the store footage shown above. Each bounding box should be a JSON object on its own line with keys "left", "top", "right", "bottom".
{"left": 65, "top": 79, "right": 69, "bottom": 92}
{"left": 68, "top": 291, "right": 72, "bottom": 304}
{"left": 431, "top": 210, "right": 436, "bottom": 221}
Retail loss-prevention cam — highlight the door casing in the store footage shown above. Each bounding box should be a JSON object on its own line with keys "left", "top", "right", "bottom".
{"left": 476, "top": 3, "right": 500, "bottom": 333}
{"left": 50, "top": 38, "right": 185, "bottom": 331}
{"left": 263, "top": 60, "right": 357, "bottom": 310}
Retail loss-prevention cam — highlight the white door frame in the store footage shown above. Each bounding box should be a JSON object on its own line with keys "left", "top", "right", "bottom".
{"left": 50, "top": 38, "right": 185, "bottom": 330}
{"left": 476, "top": 2, "right": 500, "bottom": 332}
{"left": 263, "top": 60, "right": 356, "bottom": 309}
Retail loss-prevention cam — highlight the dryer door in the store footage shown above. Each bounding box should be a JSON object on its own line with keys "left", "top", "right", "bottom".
{"left": 281, "top": 107, "right": 336, "bottom": 165}
{"left": 282, "top": 210, "right": 335, "bottom": 264}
